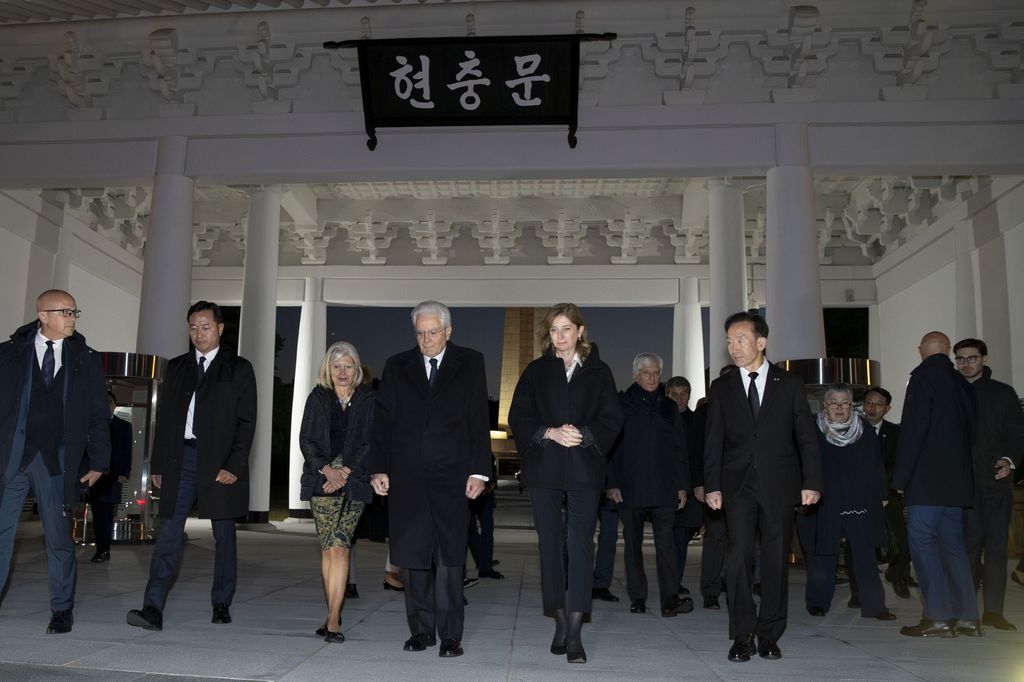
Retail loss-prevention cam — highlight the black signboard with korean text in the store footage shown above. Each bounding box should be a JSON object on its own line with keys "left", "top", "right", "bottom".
{"left": 324, "top": 33, "right": 616, "bottom": 150}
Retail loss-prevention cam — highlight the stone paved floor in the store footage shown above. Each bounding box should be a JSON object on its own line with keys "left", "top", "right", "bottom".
{"left": 1, "top": 491, "right": 1022, "bottom": 681}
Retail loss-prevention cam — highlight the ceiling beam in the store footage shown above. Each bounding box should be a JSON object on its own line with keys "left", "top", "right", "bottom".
{"left": 31, "top": 0, "right": 95, "bottom": 19}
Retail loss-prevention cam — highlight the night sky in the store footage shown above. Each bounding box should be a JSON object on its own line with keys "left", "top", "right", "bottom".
{"left": 274, "top": 305, "right": 705, "bottom": 397}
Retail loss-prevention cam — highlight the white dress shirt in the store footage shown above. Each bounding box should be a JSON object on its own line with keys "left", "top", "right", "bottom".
{"left": 739, "top": 357, "right": 769, "bottom": 402}
{"left": 185, "top": 346, "right": 220, "bottom": 439}
{"left": 564, "top": 353, "right": 582, "bottom": 381}
{"left": 34, "top": 331, "right": 64, "bottom": 376}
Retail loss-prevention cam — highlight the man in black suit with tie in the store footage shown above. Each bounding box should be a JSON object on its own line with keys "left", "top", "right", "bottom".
{"left": 370, "top": 300, "right": 491, "bottom": 658}
{"left": 127, "top": 301, "right": 257, "bottom": 631}
{"left": 859, "top": 386, "right": 914, "bottom": 599}
{"left": 703, "top": 311, "right": 822, "bottom": 663}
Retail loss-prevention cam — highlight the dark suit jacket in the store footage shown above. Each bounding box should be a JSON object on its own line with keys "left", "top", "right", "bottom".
{"left": 703, "top": 362, "right": 822, "bottom": 507}
{"left": 508, "top": 346, "right": 623, "bottom": 491}
{"left": 150, "top": 347, "right": 257, "bottom": 520}
{"left": 89, "top": 416, "right": 133, "bottom": 504}
{"left": 369, "top": 342, "right": 491, "bottom": 569}
{"left": 876, "top": 420, "right": 900, "bottom": 492}
{"left": 0, "top": 321, "right": 110, "bottom": 505}
{"left": 892, "top": 353, "right": 977, "bottom": 507}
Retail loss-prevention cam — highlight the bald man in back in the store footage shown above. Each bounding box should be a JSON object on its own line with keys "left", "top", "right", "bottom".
{"left": 892, "top": 331, "right": 980, "bottom": 638}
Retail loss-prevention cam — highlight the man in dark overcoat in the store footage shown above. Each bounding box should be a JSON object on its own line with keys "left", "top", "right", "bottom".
{"left": 88, "top": 390, "right": 133, "bottom": 563}
{"left": 0, "top": 289, "right": 109, "bottom": 634}
{"left": 703, "top": 311, "right": 822, "bottom": 663}
{"left": 127, "top": 300, "right": 256, "bottom": 631}
{"left": 370, "top": 300, "right": 491, "bottom": 658}
{"left": 892, "top": 331, "right": 979, "bottom": 638}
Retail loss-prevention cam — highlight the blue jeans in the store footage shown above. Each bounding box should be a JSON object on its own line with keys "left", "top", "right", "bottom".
{"left": 143, "top": 445, "right": 237, "bottom": 610}
{"left": 0, "top": 453, "right": 75, "bottom": 611}
{"left": 907, "top": 505, "right": 978, "bottom": 621}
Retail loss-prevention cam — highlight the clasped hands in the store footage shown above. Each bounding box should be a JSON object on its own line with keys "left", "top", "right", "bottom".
{"left": 321, "top": 465, "right": 351, "bottom": 494}
{"left": 546, "top": 424, "right": 582, "bottom": 448}
{"left": 371, "top": 473, "right": 486, "bottom": 500}
{"left": 705, "top": 489, "right": 820, "bottom": 510}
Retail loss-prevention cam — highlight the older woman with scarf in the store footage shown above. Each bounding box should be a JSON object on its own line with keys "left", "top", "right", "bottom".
{"left": 300, "top": 341, "right": 374, "bottom": 643}
{"left": 796, "top": 383, "right": 896, "bottom": 621}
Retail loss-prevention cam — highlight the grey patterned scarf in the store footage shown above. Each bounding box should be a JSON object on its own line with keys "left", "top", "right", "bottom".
{"left": 817, "top": 409, "right": 863, "bottom": 447}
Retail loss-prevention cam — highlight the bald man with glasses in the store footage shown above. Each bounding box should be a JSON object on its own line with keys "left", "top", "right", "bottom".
{"left": 0, "top": 290, "right": 109, "bottom": 634}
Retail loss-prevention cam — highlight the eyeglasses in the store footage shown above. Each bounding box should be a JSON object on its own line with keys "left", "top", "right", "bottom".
{"left": 862, "top": 400, "right": 888, "bottom": 408}
{"left": 415, "top": 328, "right": 446, "bottom": 339}
{"left": 824, "top": 401, "right": 852, "bottom": 409}
{"left": 954, "top": 355, "right": 982, "bottom": 365}
{"left": 41, "top": 308, "right": 82, "bottom": 319}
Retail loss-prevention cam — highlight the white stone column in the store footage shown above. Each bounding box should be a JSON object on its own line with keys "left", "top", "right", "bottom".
{"left": 953, "top": 221, "right": 977, "bottom": 342}
{"left": 238, "top": 186, "right": 282, "bottom": 523}
{"left": 765, "top": 124, "right": 826, "bottom": 361}
{"left": 288, "top": 276, "right": 326, "bottom": 518}
{"left": 136, "top": 136, "right": 194, "bottom": 359}
{"left": 707, "top": 178, "right": 747, "bottom": 376}
{"left": 673, "top": 277, "right": 706, "bottom": 403}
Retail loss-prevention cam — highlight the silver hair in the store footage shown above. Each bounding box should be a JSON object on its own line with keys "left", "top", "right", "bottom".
{"left": 316, "top": 340, "right": 364, "bottom": 390}
{"left": 823, "top": 383, "right": 854, "bottom": 403}
{"left": 411, "top": 300, "right": 452, "bottom": 329}
{"left": 632, "top": 352, "right": 664, "bottom": 377}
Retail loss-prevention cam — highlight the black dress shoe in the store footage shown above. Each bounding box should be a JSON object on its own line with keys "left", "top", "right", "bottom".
{"left": 847, "top": 595, "right": 860, "bottom": 608}
{"left": 871, "top": 610, "right": 897, "bottom": 621}
{"left": 891, "top": 579, "right": 911, "bottom": 599}
{"left": 703, "top": 595, "right": 720, "bottom": 609}
{"left": 900, "top": 618, "right": 956, "bottom": 638}
{"left": 728, "top": 634, "right": 755, "bottom": 662}
{"left": 807, "top": 606, "right": 827, "bottom": 616}
{"left": 90, "top": 550, "right": 110, "bottom": 563}
{"left": 982, "top": 612, "right": 1017, "bottom": 631}
{"left": 592, "top": 587, "right": 619, "bottom": 602}
{"left": 315, "top": 621, "right": 327, "bottom": 637}
{"left": 346, "top": 584, "right": 359, "bottom": 599}
{"left": 212, "top": 603, "right": 231, "bottom": 624}
{"left": 46, "top": 609, "right": 73, "bottom": 634}
{"left": 438, "top": 638, "right": 463, "bottom": 657}
{"left": 478, "top": 569, "right": 505, "bottom": 579}
{"left": 757, "top": 636, "right": 781, "bottom": 659}
{"left": 403, "top": 634, "right": 436, "bottom": 651}
{"left": 955, "top": 619, "right": 984, "bottom": 637}
{"left": 629, "top": 599, "right": 646, "bottom": 614}
{"left": 127, "top": 606, "right": 163, "bottom": 631}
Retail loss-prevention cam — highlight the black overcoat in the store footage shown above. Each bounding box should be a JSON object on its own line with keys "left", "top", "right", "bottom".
{"left": 796, "top": 420, "right": 887, "bottom": 555}
{"left": 607, "top": 383, "right": 690, "bottom": 509}
{"left": 508, "top": 346, "right": 623, "bottom": 491}
{"left": 368, "top": 343, "right": 491, "bottom": 569}
{"left": 703, "top": 363, "right": 822, "bottom": 507}
{"left": 969, "top": 367, "right": 1024, "bottom": 491}
{"left": 88, "top": 415, "right": 133, "bottom": 504}
{"left": 892, "top": 352, "right": 977, "bottom": 507}
{"left": 0, "top": 321, "right": 110, "bottom": 505}
{"left": 150, "top": 348, "right": 257, "bottom": 520}
{"left": 299, "top": 383, "right": 373, "bottom": 503}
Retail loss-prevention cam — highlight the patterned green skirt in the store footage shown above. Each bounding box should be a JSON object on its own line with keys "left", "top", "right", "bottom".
{"left": 310, "top": 494, "right": 366, "bottom": 551}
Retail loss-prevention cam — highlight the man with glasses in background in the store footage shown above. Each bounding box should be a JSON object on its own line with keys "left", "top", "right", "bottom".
{"left": 0, "top": 290, "right": 109, "bottom": 634}
{"left": 954, "top": 338, "right": 1024, "bottom": 631}
{"left": 370, "top": 300, "right": 492, "bottom": 658}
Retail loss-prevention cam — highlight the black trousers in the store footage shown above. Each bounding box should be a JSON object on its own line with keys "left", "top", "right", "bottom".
{"left": 964, "top": 485, "right": 1013, "bottom": 615}
{"left": 530, "top": 487, "right": 601, "bottom": 613}
{"left": 404, "top": 546, "right": 464, "bottom": 641}
{"left": 700, "top": 506, "right": 727, "bottom": 598}
{"left": 91, "top": 500, "right": 116, "bottom": 553}
{"left": 723, "top": 480, "right": 793, "bottom": 641}
{"left": 621, "top": 505, "right": 678, "bottom": 607}
{"left": 882, "top": 490, "right": 911, "bottom": 582}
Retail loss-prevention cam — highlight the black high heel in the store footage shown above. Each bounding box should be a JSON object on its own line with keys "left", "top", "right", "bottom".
{"left": 550, "top": 608, "right": 568, "bottom": 655}
{"left": 566, "top": 611, "right": 586, "bottom": 664}
{"left": 315, "top": 621, "right": 327, "bottom": 637}
{"left": 324, "top": 629, "right": 345, "bottom": 643}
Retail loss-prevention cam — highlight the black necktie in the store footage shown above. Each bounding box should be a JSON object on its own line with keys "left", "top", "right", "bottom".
{"left": 197, "top": 356, "right": 206, "bottom": 387}
{"left": 428, "top": 357, "right": 438, "bottom": 387}
{"left": 42, "top": 340, "right": 55, "bottom": 389}
{"left": 747, "top": 371, "right": 760, "bottom": 421}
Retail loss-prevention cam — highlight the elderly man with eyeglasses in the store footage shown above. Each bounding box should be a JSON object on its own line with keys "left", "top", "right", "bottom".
{"left": 0, "top": 289, "right": 109, "bottom": 635}
{"left": 954, "top": 338, "right": 1024, "bottom": 631}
